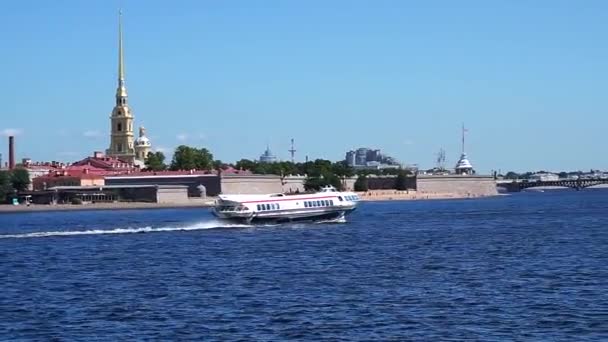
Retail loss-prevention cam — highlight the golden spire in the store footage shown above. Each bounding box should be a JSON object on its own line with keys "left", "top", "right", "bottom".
{"left": 116, "top": 9, "right": 127, "bottom": 99}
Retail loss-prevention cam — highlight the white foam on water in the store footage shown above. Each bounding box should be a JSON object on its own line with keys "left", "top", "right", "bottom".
{"left": 0, "top": 220, "right": 252, "bottom": 239}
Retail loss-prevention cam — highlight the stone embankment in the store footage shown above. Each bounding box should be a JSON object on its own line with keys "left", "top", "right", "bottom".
{"left": 356, "top": 189, "right": 495, "bottom": 201}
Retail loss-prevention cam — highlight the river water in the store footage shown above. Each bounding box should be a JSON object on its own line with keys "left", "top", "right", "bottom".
{"left": 1, "top": 190, "right": 607, "bottom": 340}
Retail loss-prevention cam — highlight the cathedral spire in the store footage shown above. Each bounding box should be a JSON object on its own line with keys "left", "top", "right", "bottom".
{"left": 116, "top": 9, "right": 127, "bottom": 99}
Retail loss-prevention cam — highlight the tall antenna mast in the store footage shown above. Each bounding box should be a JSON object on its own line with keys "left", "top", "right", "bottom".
{"left": 288, "top": 138, "right": 296, "bottom": 163}
{"left": 461, "top": 123, "right": 466, "bottom": 154}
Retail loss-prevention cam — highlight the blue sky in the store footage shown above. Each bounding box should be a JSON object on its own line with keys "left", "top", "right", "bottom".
{"left": 1, "top": 0, "right": 607, "bottom": 173}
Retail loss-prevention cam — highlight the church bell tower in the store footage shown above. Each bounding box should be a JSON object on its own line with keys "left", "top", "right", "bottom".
{"left": 106, "top": 10, "right": 135, "bottom": 162}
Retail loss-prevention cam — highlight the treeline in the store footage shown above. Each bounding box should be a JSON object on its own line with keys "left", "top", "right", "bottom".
{"left": 144, "top": 145, "right": 213, "bottom": 171}
{"left": 143, "top": 145, "right": 415, "bottom": 191}
{"left": 0, "top": 169, "right": 31, "bottom": 203}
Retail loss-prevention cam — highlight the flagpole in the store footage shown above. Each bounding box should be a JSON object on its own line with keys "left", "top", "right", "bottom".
{"left": 461, "top": 123, "right": 465, "bottom": 154}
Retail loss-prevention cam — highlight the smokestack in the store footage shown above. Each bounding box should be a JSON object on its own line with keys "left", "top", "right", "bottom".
{"left": 8, "top": 136, "right": 15, "bottom": 170}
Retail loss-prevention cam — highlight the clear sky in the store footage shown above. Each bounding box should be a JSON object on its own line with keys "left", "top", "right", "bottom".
{"left": 1, "top": 0, "right": 607, "bottom": 173}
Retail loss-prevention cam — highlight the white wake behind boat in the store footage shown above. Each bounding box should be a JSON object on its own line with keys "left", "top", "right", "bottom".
{"left": 212, "top": 186, "right": 360, "bottom": 224}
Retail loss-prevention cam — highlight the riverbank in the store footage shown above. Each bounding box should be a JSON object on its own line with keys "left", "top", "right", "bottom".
{"left": 0, "top": 190, "right": 498, "bottom": 213}
{"left": 356, "top": 189, "right": 497, "bottom": 201}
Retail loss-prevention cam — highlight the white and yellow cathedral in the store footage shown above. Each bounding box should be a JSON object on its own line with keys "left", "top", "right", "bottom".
{"left": 106, "top": 11, "right": 152, "bottom": 166}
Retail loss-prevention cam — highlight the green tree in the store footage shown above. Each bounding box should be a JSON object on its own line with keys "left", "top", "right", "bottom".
{"left": 395, "top": 170, "right": 411, "bottom": 190}
{"left": 304, "top": 173, "right": 343, "bottom": 191}
{"left": 558, "top": 172, "right": 568, "bottom": 179}
{"left": 10, "top": 168, "right": 30, "bottom": 192}
{"left": 380, "top": 168, "right": 400, "bottom": 176}
{"left": 0, "top": 171, "right": 12, "bottom": 203}
{"left": 504, "top": 171, "right": 519, "bottom": 180}
{"left": 170, "top": 145, "right": 214, "bottom": 170}
{"left": 235, "top": 159, "right": 257, "bottom": 172}
{"left": 144, "top": 151, "right": 167, "bottom": 171}
{"left": 332, "top": 161, "right": 354, "bottom": 178}
{"left": 354, "top": 175, "right": 369, "bottom": 192}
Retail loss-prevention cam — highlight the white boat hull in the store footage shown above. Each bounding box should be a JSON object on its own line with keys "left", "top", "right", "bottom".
{"left": 212, "top": 186, "right": 360, "bottom": 224}
{"left": 212, "top": 206, "right": 356, "bottom": 224}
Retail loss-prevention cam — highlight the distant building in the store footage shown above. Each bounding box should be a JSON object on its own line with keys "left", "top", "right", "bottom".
{"left": 106, "top": 11, "right": 152, "bottom": 164}
{"left": 344, "top": 147, "right": 400, "bottom": 169}
{"left": 454, "top": 153, "right": 474, "bottom": 175}
{"left": 259, "top": 146, "right": 277, "bottom": 163}
{"left": 454, "top": 125, "right": 475, "bottom": 175}
{"left": 529, "top": 172, "right": 559, "bottom": 182}
{"left": 134, "top": 126, "right": 152, "bottom": 166}
{"left": 73, "top": 151, "right": 137, "bottom": 173}
{"left": 33, "top": 169, "right": 106, "bottom": 191}
{"left": 21, "top": 159, "right": 64, "bottom": 190}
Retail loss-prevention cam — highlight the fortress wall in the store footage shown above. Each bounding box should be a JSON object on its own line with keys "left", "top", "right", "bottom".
{"left": 220, "top": 175, "right": 283, "bottom": 194}
{"left": 282, "top": 176, "right": 306, "bottom": 193}
{"left": 416, "top": 175, "right": 498, "bottom": 197}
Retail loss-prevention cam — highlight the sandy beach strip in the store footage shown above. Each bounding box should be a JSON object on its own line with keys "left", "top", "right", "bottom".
{"left": 356, "top": 190, "right": 498, "bottom": 201}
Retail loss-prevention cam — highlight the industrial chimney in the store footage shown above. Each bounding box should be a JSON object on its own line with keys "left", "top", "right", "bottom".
{"left": 8, "top": 136, "right": 15, "bottom": 170}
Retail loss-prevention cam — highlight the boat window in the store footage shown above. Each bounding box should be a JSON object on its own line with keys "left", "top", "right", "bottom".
{"left": 276, "top": 203, "right": 280, "bottom": 209}
{"left": 257, "top": 204, "right": 261, "bottom": 211}
{"left": 330, "top": 200, "right": 334, "bottom": 206}
{"left": 304, "top": 202, "right": 308, "bottom": 208}
{"left": 316, "top": 200, "right": 320, "bottom": 206}
{"left": 323, "top": 200, "right": 327, "bottom": 206}
{"left": 265, "top": 204, "right": 270, "bottom": 210}
{"left": 338, "top": 196, "right": 343, "bottom": 201}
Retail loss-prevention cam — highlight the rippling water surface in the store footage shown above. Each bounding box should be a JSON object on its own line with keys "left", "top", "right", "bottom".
{"left": 1, "top": 190, "right": 607, "bottom": 340}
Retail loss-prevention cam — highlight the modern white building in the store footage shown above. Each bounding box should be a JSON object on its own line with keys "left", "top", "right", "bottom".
{"left": 529, "top": 172, "right": 559, "bottom": 182}
{"left": 454, "top": 153, "right": 474, "bottom": 175}
{"left": 259, "top": 146, "right": 277, "bottom": 163}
